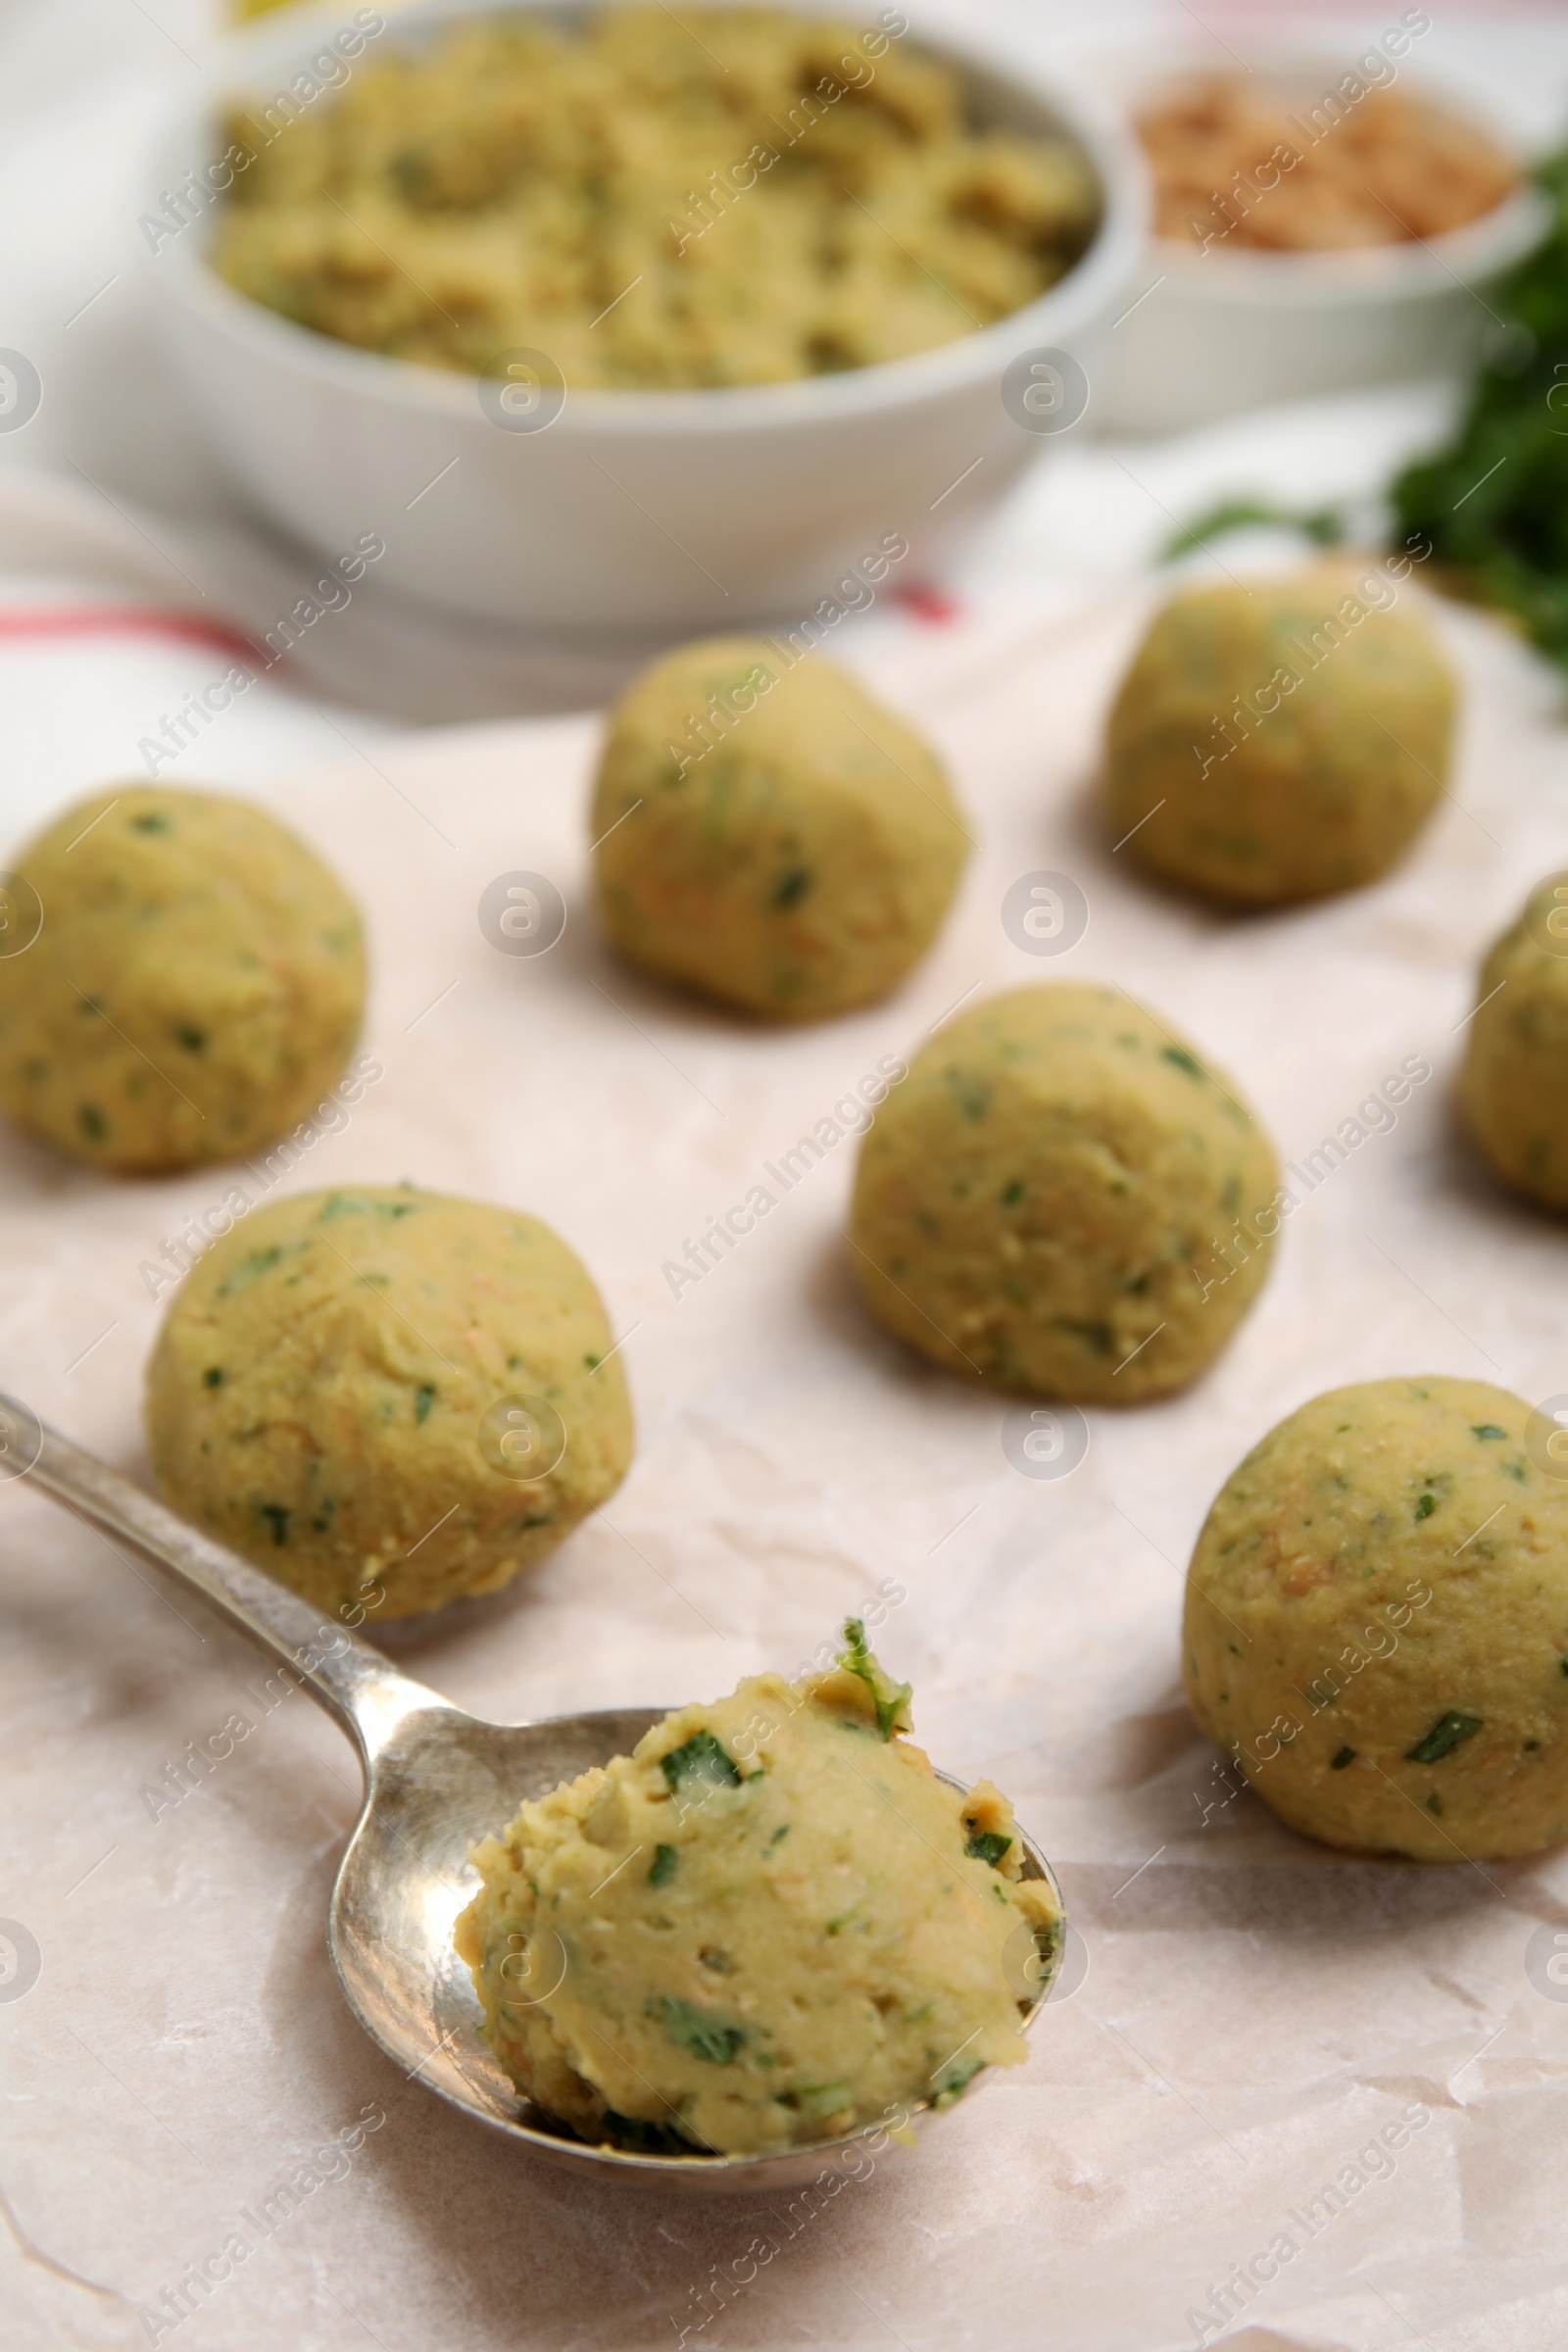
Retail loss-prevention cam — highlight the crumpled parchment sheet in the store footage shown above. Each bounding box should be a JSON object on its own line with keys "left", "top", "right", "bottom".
{"left": 4, "top": 585, "right": 1568, "bottom": 2352}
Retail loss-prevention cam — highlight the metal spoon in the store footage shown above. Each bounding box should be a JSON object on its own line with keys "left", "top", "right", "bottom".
{"left": 9, "top": 1401, "right": 1063, "bottom": 2194}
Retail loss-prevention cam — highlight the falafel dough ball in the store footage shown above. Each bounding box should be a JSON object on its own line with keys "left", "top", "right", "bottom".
{"left": 1184, "top": 1377, "right": 1568, "bottom": 1861}
{"left": 590, "top": 636, "right": 969, "bottom": 1020}
{"left": 145, "top": 1186, "right": 633, "bottom": 1618}
{"left": 0, "top": 785, "right": 364, "bottom": 1173}
{"left": 1460, "top": 872, "right": 1568, "bottom": 1210}
{"left": 849, "top": 983, "right": 1279, "bottom": 1402}
{"left": 1103, "top": 567, "right": 1455, "bottom": 906}
{"left": 455, "top": 1626, "right": 1059, "bottom": 2156}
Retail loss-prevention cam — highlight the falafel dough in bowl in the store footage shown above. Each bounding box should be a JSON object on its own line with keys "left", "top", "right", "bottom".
{"left": 1184, "top": 1377, "right": 1568, "bottom": 1861}
{"left": 456, "top": 1624, "right": 1060, "bottom": 2156}
{"left": 145, "top": 1186, "right": 632, "bottom": 1618}
{"left": 0, "top": 785, "right": 363, "bottom": 1173}
{"left": 590, "top": 636, "right": 969, "bottom": 1021}
{"left": 210, "top": 9, "right": 1102, "bottom": 390}
{"left": 1102, "top": 565, "right": 1455, "bottom": 906}
{"left": 849, "top": 983, "right": 1279, "bottom": 1401}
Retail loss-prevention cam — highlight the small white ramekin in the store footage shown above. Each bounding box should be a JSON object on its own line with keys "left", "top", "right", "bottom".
{"left": 1093, "top": 47, "right": 1548, "bottom": 438}
{"left": 140, "top": 0, "right": 1148, "bottom": 631}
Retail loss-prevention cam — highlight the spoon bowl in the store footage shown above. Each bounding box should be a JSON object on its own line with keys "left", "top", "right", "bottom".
{"left": 13, "top": 1402, "right": 1063, "bottom": 2192}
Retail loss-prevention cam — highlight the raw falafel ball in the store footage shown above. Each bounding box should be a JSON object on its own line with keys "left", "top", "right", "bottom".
{"left": 146, "top": 1186, "right": 633, "bottom": 1618}
{"left": 1460, "top": 871, "right": 1568, "bottom": 1211}
{"left": 1184, "top": 1377, "right": 1568, "bottom": 1860}
{"left": 0, "top": 785, "right": 363, "bottom": 1172}
{"left": 591, "top": 636, "right": 968, "bottom": 1020}
{"left": 1103, "top": 567, "right": 1455, "bottom": 906}
{"left": 849, "top": 982, "right": 1279, "bottom": 1401}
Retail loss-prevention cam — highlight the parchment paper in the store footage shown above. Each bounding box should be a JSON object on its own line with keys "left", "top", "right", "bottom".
{"left": 5, "top": 581, "right": 1568, "bottom": 2352}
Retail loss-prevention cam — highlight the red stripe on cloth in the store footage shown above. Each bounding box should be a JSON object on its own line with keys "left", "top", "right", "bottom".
{"left": 0, "top": 608, "right": 268, "bottom": 665}
{"left": 896, "top": 586, "right": 963, "bottom": 626}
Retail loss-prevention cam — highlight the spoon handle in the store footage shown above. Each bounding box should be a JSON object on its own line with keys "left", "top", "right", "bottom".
{"left": 13, "top": 1404, "right": 446, "bottom": 1769}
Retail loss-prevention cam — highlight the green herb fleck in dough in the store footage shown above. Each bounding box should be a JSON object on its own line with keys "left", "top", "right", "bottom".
{"left": 964, "top": 1830, "right": 1012, "bottom": 1867}
{"left": 219, "top": 1245, "right": 283, "bottom": 1298}
{"left": 596, "top": 2111, "right": 693, "bottom": 2156}
{"left": 78, "top": 1104, "right": 106, "bottom": 1141}
{"left": 947, "top": 1073, "right": 990, "bottom": 1121}
{"left": 1405, "top": 1710, "right": 1483, "bottom": 1764}
{"left": 1331, "top": 1746, "right": 1356, "bottom": 1770}
{"left": 785, "top": 2079, "right": 852, "bottom": 2117}
{"left": 175, "top": 1025, "right": 207, "bottom": 1053}
{"left": 768, "top": 1823, "right": 790, "bottom": 1845}
{"left": 1055, "top": 1315, "right": 1113, "bottom": 1355}
{"left": 1414, "top": 1493, "right": 1438, "bottom": 1521}
{"left": 771, "top": 867, "right": 810, "bottom": 908}
{"left": 130, "top": 811, "right": 170, "bottom": 832}
{"left": 202, "top": 1367, "right": 223, "bottom": 1390}
{"left": 838, "top": 1617, "right": 912, "bottom": 1741}
{"left": 932, "top": 2054, "right": 985, "bottom": 2106}
{"left": 660, "top": 1997, "right": 745, "bottom": 2065}
{"left": 1472, "top": 1424, "right": 1506, "bottom": 1440}
{"left": 648, "top": 1843, "right": 677, "bottom": 1886}
{"left": 258, "top": 1502, "right": 290, "bottom": 1546}
{"left": 1160, "top": 1046, "right": 1204, "bottom": 1079}
{"left": 661, "top": 1730, "right": 742, "bottom": 1792}
{"left": 415, "top": 1384, "right": 436, "bottom": 1425}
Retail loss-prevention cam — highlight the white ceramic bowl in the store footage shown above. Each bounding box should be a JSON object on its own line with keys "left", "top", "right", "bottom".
{"left": 1093, "top": 48, "right": 1548, "bottom": 437}
{"left": 141, "top": 0, "right": 1147, "bottom": 632}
